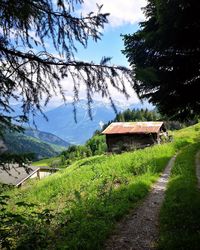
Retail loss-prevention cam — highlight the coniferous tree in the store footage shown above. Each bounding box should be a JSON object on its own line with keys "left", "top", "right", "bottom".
{"left": 0, "top": 0, "right": 132, "bottom": 134}
{"left": 123, "top": 0, "right": 200, "bottom": 120}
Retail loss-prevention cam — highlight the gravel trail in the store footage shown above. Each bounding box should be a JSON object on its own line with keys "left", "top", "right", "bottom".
{"left": 105, "top": 156, "right": 176, "bottom": 250}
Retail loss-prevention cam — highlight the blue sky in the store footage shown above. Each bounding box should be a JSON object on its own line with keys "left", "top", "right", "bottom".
{"left": 76, "top": 23, "right": 139, "bottom": 67}
{"left": 9, "top": 1, "right": 147, "bottom": 108}
{"left": 48, "top": 0, "right": 148, "bottom": 107}
{"left": 76, "top": 0, "right": 146, "bottom": 66}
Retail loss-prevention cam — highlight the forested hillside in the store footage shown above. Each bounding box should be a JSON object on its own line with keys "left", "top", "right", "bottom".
{"left": 24, "top": 128, "right": 70, "bottom": 147}
{"left": 2, "top": 131, "right": 67, "bottom": 160}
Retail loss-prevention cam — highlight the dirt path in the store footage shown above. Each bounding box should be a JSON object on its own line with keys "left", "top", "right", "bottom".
{"left": 104, "top": 156, "right": 176, "bottom": 250}
{"left": 195, "top": 151, "right": 200, "bottom": 188}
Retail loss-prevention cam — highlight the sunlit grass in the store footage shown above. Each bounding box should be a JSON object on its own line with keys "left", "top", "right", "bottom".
{"left": 32, "top": 157, "right": 58, "bottom": 166}
{"left": 158, "top": 142, "right": 200, "bottom": 250}
{"left": 2, "top": 122, "right": 200, "bottom": 249}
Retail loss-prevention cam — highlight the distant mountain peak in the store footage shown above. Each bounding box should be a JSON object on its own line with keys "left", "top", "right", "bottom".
{"left": 10, "top": 100, "right": 154, "bottom": 145}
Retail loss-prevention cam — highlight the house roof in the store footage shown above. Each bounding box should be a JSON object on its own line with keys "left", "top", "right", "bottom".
{"left": 0, "top": 164, "right": 39, "bottom": 186}
{"left": 102, "top": 122, "right": 165, "bottom": 135}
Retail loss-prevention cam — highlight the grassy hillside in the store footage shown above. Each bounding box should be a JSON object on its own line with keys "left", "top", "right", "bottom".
{"left": 3, "top": 131, "right": 66, "bottom": 160}
{"left": 158, "top": 126, "right": 200, "bottom": 250}
{"left": 24, "top": 128, "right": 70, "bottom": 147}
{"left": 1, "top": 123, "right": 200, "bottom": 249}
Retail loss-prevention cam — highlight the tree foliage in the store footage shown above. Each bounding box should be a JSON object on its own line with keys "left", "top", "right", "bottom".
{"left": 101, "top": 108, "right": 161, "bottom": 131}
{"left": 0, "top": 152, "right": 34, "bottom": 166}
{"left": 60, "top": 134, "right": 107, "bottom": 166}
{"left": 123, "top": 0, "right": 200, "bottom": 120}
{"left": 0, "top": 0, "right": 132, "bottom": 133}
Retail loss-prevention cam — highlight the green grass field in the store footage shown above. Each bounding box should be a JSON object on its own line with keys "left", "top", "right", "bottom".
{"left": 1, "top": 123, "right": 200, "bottom": 249}
{"left": 158, "top": 142, "right": 200, "bottom": 249}
{"left": 32, "top": 156, "right": 61, "bottom": 167}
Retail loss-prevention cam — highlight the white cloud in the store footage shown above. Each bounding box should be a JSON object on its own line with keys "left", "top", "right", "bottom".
{"left": 47, "top": 75, "right": 139, "bottom": 109}
{"left": 12, "top": 73, "right": 139, "bottom": 111}
{"left": 79, "top": 0, "right": 147, "bottom": 27}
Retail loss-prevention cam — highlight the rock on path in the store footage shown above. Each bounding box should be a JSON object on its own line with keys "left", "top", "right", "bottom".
{"left": 105, "top": 156, "right": 176, "bottom": 250}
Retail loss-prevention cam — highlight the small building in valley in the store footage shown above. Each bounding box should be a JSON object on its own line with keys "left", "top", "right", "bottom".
{"left": 102, "top": 121, "right": 167, "bottom": 152}
{"left": 0, "top": 164, "right": 59, "bottom": 187}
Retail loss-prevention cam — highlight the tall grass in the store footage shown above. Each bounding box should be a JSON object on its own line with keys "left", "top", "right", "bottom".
{"left": 158, "top": 142, "right": 200, "bottom": 250}
{"left": 2, "top": 123, "right": 200, "bottom": 249}
{"left": 15, "top": 144, "right": 175, "bottom": 205}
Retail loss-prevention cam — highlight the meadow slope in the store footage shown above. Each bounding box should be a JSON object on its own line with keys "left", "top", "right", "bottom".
{"left": 1, "top": 123, "right": 200, "bottom": 249}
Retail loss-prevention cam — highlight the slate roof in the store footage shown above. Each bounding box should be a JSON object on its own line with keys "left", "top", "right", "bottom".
{"left": 102, "top": 122, "right": 165, "bottom": 135}
{"left": 0, "top": 164, "right": 39, "bottom": 186}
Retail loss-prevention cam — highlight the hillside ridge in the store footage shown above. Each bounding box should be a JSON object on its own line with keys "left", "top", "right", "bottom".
{"left": 2, "top": 130, "right": 68, "bottom": 160}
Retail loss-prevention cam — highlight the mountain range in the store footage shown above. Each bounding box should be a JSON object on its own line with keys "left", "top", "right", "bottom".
{"left": 31, "top": 100, "right": 153, "bottom": 144}
{"left": 1, "top": 129, "right": 69, "bottom": 160}
{"left": 24, "top": 128, "right": 70, "bottom": 147}
{"left": 11, "top": 100, "right": 153, "bottom": 145}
